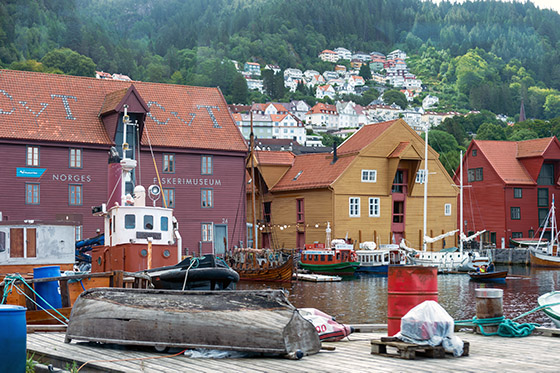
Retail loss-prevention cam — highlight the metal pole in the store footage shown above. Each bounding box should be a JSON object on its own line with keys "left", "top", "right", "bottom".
{"left": 423, "top": 127, "right": 428, "bottom": 252}
{"left": 460, "top": 150, "right": 463, "bottom": 253}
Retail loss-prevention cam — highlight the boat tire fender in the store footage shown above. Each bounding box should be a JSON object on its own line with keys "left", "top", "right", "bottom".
{"left": 285, "top": 350, "right": 304, "bottom": 360}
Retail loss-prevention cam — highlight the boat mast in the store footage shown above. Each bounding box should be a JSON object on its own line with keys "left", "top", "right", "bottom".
{"left": 460, "top": 150, "right": 463, "bottom": 254}
{"left": 250, "top": 110, "right": 258, "bottom": 249}
{"left": 423, "top": 127, "right": 428, "bottom": 252}
{"left": 552, "top": 194, "right": 556, "bottom": 248}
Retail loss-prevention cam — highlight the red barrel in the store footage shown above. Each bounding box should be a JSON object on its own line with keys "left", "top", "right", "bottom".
{"left": 387, "top": 266, "right": 438, "bottom": 336}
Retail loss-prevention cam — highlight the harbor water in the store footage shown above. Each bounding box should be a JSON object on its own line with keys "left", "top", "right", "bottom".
{"left": 237, "top": 265, "right": 560, "bottom": 328}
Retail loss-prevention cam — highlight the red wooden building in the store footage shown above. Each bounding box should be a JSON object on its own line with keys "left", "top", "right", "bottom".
{"left": 0, "top": 69, "right": 248, "bottom": 256}
{"left": 454, "top": 137, "right": 560, "bottom": 246}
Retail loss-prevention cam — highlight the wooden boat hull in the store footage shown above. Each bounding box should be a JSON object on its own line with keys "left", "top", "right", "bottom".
{"left": 65, "top": 288, "right": 321, "bottom": 357}
{"left": 299, "top": 261, "right": 359, "bottom": 276}
{"left": 529, "top": 249, "right": 560, "bottom": 267}
{"left": 235, "top": 256, "right": 294, "bottom": 282}
{"left": 538, "top": 291, "right": 560, "bottom": 328}
{"left": 468, "top": 270, "right": 508, "bottom": 283}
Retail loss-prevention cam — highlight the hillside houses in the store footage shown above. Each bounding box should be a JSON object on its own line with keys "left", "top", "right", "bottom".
{"left": 235, "top": 47, "right": 423, "bottom": 100}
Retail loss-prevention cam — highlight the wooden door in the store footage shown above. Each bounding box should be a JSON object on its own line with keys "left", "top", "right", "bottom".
{"left": 27, "top": 228, "right": 37, "bottom": 257}
{"left": 10, "top": 228, "right": 24, "bottom": 257}
{"left": 213, "top": 224, "right": 227, "bottom": 256}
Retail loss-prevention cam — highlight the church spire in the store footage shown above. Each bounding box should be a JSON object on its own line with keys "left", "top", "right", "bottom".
{"left": 519, "top": 98, "right": 526, "bottom": 122}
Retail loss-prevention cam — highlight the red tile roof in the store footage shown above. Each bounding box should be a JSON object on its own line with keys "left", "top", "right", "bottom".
{"left": 474, "top": 140, "right": 534, "bottom": 184}
{"left": 255, "top": 150, "right": 295, "bottom": 166}
{"left": 0, "top": 70, "right": 247, "bottom": 152}
{"left": 516, "top": 137, "right": 555, "bottom": 158}
{"left": 337, "top": 120, "right": 397, "bottom": 156}
{"left": 271, "top": 153, "right": 355, "bottom": 191}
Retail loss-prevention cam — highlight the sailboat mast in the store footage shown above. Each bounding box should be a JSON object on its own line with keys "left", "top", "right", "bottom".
{"left": 460, "top": 150, "right": 463, "bottom": 253}
{"left": 423, "top": 127, "right": 428, "bottom": 252}
{"left": 250, "top": 110, "right": 258, "bottom": 249}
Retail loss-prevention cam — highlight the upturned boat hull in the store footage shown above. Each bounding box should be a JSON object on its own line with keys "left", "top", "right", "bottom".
{"left": 65, "top": 288, "right": 321, "bottom": 357}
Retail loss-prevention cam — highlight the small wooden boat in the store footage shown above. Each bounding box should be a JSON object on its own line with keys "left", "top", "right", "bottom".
{"left": 144, "top": 254, "right": 239, "bottom": 290}
{"left": 468, "top": 270, "right": 508, "bottom": 283}
{"left": 227, "top": 249, "right": 294, "bottom": 282}
{"left": 299, "top": 243, "right": 359, "bottom": 276}
{"left": 537, "top": 291, "right": 560, "bottom": 328}
{"left": 65, "top": 288, "right": 321, "bottom": 358}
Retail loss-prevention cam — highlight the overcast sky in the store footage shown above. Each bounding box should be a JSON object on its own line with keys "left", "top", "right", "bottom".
{"left": 429, "top": 0, "right": 560, "bottom": 14}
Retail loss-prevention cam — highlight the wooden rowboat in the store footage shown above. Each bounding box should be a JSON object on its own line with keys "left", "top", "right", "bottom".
{"left": 65, "top": 288, "right": 321, "bottom": 358}
{"left": 468, "top": 270, "right": 508, "bottom": 283}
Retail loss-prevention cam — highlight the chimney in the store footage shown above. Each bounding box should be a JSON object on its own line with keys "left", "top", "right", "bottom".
{"left": 331, "top": 141, "right": 338, "bottom": 164}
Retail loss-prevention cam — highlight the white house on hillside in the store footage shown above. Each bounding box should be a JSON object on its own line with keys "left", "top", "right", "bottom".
{"left": 306, "top": 103, "right": 339, "bottom": 129}
{"left": 336, "top": 101, "right": 360, "bottom": 128}
{"left": 316, "top": 84, "right": 336, "bottom": 100}
{"left": 334, "top": 47, "right": 352, "bottom": 60}
{"left": 319, "top": 50, "right": 340, "bottom": 63}
{"left": 271, "top": 113, "right": 306, "bottom": 143}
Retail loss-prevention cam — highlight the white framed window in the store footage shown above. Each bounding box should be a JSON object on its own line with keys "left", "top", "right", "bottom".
{"left": 369, "top": 198, "right": 380, "bottom": 217}
{"left": 416, "top": 169, "right": 426, "bottom": 184}
{"left": 444, "top": 203, "right": 452, "bottom": 216}
{"left": 27, "top": 146, "right": 40, "bottom": 166}
{"left": 349, "top": 197, "right": 360, "bottom": 217}
{"left": 361, "top": 169, "right": 377, "bottom": 183}
{"left": 202, "top": 223, "right": 213, "bottom": 242}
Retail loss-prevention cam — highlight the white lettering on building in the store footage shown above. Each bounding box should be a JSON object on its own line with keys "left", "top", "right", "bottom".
{"left": 152, "top": 177, "right": 222, "bottom": 186}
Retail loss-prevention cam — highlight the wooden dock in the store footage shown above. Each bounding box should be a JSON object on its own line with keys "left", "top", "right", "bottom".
{"left": 27, "top": 328, "right": 560, "bottom": 372}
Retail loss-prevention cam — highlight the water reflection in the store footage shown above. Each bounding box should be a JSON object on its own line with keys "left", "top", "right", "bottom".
{"left": 237, "top": 266, "right": 560, "bottom": 328}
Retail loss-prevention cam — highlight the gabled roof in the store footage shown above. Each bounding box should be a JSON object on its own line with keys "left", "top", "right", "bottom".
{"left": 255, "top": 150, "right": 295, "bottom": 166}
{"left": 472, "top": 137, "right": 560, "bottom": 185}
{"left": 271, "top": 153, "right": 356, "bottom": 192}
{"left": 516, "top": 137, "right": 556, "bottom": 158}
{"left": 473, "top": 140, "right": 534, "bottom": 185}
{"left": 0, "top": 69, "right": 247, "bottom": 152}
{"left": 337, "top": 120, "right": 397, "bottom": 156}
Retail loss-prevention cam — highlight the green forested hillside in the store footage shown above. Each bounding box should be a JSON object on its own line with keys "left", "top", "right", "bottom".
{"left": 2, "top": 0, "right": 560, "bottom": 118}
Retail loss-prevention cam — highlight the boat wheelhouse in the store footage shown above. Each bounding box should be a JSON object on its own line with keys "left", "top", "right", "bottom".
{"left": 299, "top": 243, "right": 359, "bottom": 276}
{"left": 355, "top": 244, "right": 406, "bottom": 275}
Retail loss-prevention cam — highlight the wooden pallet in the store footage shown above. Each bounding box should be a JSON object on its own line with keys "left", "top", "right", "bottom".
{"left": 370, "top": 337, "right": 469, "bottom": 360}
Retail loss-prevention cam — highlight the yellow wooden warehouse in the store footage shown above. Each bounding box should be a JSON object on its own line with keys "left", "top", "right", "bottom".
{"left": 247, "top": 119, "right": 458, "bottom": 251}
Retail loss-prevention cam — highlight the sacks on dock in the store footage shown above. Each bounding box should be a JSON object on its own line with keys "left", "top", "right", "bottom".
{"left": 299, "top": 308, "right": 354, "bottom": 342}
{"left": 396, "top": 300, "right": 464, "bottom": 357}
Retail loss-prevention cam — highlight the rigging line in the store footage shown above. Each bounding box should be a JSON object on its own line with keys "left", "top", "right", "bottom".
{"left": 143, "top": 122, "right": 167, "bottom": 208}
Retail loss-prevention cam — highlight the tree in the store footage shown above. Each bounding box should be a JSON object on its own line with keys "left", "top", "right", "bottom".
{"left": 382, "top": 90, "right": 408, "bottom": 109}
{"left": 41, "top": 48, "right": 96, "bottom": 77}
{"left": 544, "top": 94, "right": 560, "bottom": 119}
{"left": 359, "top": 63, "right": 372, "bottom": 81}
{"left": 231, "top": 73, "right": 248, "bottom": 104}
{"left": 476, "top": 122, "right": 507, "bottom": 140}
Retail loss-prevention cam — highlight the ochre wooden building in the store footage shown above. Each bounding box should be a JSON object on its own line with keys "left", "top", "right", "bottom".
{"left": 248, "top": 119, "right": 458, "bottom": 250}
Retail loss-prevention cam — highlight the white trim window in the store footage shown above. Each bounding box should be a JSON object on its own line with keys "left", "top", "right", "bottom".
{"left": 349, "top": 197, "right": 360, "bottom": 217}
{"left": 361, "top": 169, "right": 377, "bottom": 183}
{"left": 369, "top": 197, "right": 380, "bottom": 217}
{"left": 416, "top": 169, "right": 426, "bottom": 184}
{"left": 444, "top": 203, "right": 452, "bottom": 216}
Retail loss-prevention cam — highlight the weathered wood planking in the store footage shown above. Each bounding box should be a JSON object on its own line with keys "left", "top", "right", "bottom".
{"left": 27, "top": 330, "right": 560, "bottom": 372}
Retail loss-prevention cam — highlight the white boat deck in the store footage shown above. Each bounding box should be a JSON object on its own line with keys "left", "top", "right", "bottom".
{"left": 295, "top": 273, "right": 342, "bottom": 282}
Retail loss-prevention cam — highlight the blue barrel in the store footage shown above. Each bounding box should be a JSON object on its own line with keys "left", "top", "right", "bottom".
{"left": 0, "top": 305, "right": 27, "bottom": 373}
{"left": 33, "top": 265, "right": 62, "bottom": 309}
